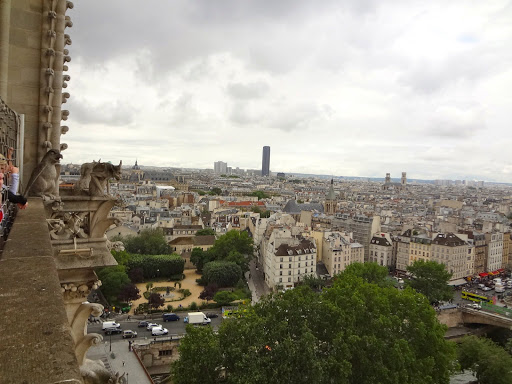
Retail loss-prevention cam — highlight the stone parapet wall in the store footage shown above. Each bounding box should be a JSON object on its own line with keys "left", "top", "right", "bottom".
{"left": 0, "top": 198, "right": 83, "bottom": 383}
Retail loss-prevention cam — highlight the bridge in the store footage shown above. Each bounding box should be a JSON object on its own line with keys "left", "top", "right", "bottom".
{"left": 438, "top": 306, "right": 512, "bottom": 329}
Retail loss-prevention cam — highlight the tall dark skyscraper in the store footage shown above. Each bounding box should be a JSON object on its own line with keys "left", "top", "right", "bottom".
{"left": 262, "top": 146, "right": 270, "bottom": 176}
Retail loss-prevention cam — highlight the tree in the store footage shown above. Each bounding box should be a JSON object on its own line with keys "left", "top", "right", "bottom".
{"left": 195, "top": 228, "right": 216, "bottom": 236}
{"left": 171, "top": 326, "right": 222, "bottom": 384}
{"left": 340, "top": 262, "right": 390, "bottom": 286}
{"left": 406, "top": 260, "right": 453, "bottom": 304}
{"left": 212, "top": 290, "right": 238, "bottom": 305}
{"left": 199, "top": 283, "right": 218, "bottom": 302}
{"left": 111, "top": 250, "right": 131, "bottom": 266}
{"left": 208, "top": 230, "right": 254, "bottom": 272}
{"left": 190, "top": 248, "right": 210, "bottom": 272}
{"left": 208, "top": 187, "right": 222, "bottom": 196}
{"left": 203, "top": 261, "right": 242, "bottom": 287}
{"left": 96, "top": 266, "right": 131, "bottom": 304}
{"left": 148, "top": 292, "right": 165, "bottom": 310}
{"left": 249, "top": 190, "right": 270, "bottom": 200}
{"left": 173, "top": 277, "right": 456, "bottom": 384}
{"left": 117, "top": 283, "right": 141, "bottom": 303}
{"left": 128, "top": 267, "right": 144, "bottom": 284}
{"left": 458, "top": 336, "right": 512, "bottom": 384}
{"left": 124, "top": 229, "right": 171, "bottom": 255}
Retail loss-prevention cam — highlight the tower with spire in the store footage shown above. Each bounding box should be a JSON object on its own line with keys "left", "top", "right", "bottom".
{"left": 324, "top": 179, "right": 337, "bottom": 215}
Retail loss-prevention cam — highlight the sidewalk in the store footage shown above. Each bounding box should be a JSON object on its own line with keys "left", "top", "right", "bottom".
{"left": 87, "top": 339, "right": 152, "bottom": 384}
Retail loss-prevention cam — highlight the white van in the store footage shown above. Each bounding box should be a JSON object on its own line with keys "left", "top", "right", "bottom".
{"left": 101, "top": 321, "right": 121, "bottom": 330}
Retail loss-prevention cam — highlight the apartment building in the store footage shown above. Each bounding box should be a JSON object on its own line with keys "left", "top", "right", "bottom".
{"left": 321, "top": 231, "right": 364, "bottom": 276}
{"left": 394, "top": 230, "right": 411, "bottom": 272}
{"left": 369, "top": 233, "right": 393, "bottom": 268}
{"left": 409, "top": 234, "right": 432, "bottom": 264}
{"left": 431, "top": 233, "right": 468, "bottom": 280}
{"left": 333, "top": 213, "right": 381, "bottom": 262}
{"left": 485, "top": 232, "right": 504, "bottom": 272}
{"left": 473, "top": 232, "right": 486, "bottom": 274}
{"left": 503, "top": 232, "right": 510, "bottom": 269}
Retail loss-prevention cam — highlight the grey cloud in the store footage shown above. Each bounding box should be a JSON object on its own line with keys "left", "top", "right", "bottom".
{"left": 426, "top": 105, "right": 485, "bottom": 138}
{"left": 68, "top": 98, "right": 136, "bottom": 126}
{"left": 227, "top": 81, "right": 269, "bottom": 100}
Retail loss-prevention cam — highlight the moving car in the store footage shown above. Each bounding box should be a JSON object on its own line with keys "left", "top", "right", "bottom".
{"left": 101, "top": 321, "right": 121, "bottom": 330}
{"left": 205, "top": 313, "right": 219, "bottom": 319}
{"left": 163, "top": 313, "right": 180, "bottom": 322}
{"left": 122, "top": 330, "right": 138, "bottom": 339}
{"left": 481, "top": 286, "right": 492, "bottom": 291}
{"left": 146, "top": 323, "right": 160, "bottom": 330}
{"left": 151, "top": 326, "right": 169, "bottom": 336}
{"left": 104, "top": 327, "right": 123, "bottom": 335}
{"left": 137, "top": 321, "right": 149, "bottom": 328}
{"left": 467, "top": 303, "right": 481, "bottom": 310}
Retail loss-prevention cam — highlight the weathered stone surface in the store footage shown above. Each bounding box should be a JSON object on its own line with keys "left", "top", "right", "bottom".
{"left": 0, "top": 199, "right": 82, "bottom": 384}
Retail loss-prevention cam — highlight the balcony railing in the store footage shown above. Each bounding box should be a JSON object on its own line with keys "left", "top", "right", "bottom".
{"left": 0, "top": 96, "right": 22, "bottom": 245}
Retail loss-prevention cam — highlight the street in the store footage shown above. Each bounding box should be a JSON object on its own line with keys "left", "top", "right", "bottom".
{"left": 88, "top": 311, "right": 224, "bottom": 343}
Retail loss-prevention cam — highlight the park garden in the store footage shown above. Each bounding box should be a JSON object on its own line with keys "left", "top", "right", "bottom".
{"left": 96, "top": 228, "right": 253, "bottom": 315}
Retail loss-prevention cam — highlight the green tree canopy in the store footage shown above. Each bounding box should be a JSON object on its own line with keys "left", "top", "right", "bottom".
{"left": 340, "top": 262, "right": 390, "bottom": 286}
{"left": 172, "top": 274, "right": 455, "bottom": 384}
{"left": 212, "top": 290, "right": 238, "bottom": 305}
{"left": 127, "top": 254, "right": 185, "bottom": 279}
{"left": 249, "top": 190, "right": 270, "bottom": 200}
{"left": 172, "top": 326, "right": 222, "bottom": 384}
{"left": 203, "top": 261, "right": 242, "bottom": 287}
{"left": 124, "top": 229, "right": 171, "bottom": 255}
{"left": 458, "top": 336, "right": 512, "bottom": 384}
{"left": 195, "top": 228, "right": 216, "bottom": 236}
{"left": 208, "top": 187, "right": 223, "bottom": 195}
{"left": 208, "top": 230, "right": 254, "bottom": 272}
{"left": 96, "top": 265, "right": 131, "bottom": 304}
{"left": 406, "top": 260, "right": 453, "bottom": 304}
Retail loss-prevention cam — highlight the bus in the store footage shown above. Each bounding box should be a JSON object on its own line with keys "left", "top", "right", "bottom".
{"left": 461, "top": 291, "right": 493, "bottom": 303}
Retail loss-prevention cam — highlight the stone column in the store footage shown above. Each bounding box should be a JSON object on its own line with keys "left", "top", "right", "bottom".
{"left": 0, "top": 0, "right": 11, "bottom": 100}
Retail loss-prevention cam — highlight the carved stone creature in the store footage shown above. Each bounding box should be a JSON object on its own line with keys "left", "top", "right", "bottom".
{"left": 89, "top": 161, "right": 122, "bottom": 197}
{"left": 76, "top": 160, "right": 99, "bottom": 191}
{"left": 25, "top": 149, "right": 63, "bottom": 199}
{"left": 81, "top": 359, "right": 125, "bottom": 384}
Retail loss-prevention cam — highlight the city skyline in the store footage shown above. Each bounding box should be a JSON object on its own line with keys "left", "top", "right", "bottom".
{"left": 63, "top": 1, "right": 512, "bottom": 182}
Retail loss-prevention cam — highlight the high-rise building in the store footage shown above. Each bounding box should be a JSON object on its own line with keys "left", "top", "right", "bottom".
{"left": 262, "top": 146, "right": 270, "bottom": 176}
{"left": 214, "top": 161, "right": 227, "bottom": 174}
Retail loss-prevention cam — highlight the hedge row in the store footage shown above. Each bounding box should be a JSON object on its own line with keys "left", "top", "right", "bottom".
{"left": 127, "top": 254, "right": 185, "bottom": 279}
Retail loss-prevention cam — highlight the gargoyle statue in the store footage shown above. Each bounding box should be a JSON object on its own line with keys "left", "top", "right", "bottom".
{"left": 89, "top": 161, "right": 122, "bottom": 197}
{"left": 24, "top": 149, "right": 63, "bottom": 200}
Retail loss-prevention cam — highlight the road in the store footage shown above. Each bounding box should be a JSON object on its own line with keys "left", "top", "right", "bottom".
{"left": 88, "top": 310, "right": 224, "bottom": 343}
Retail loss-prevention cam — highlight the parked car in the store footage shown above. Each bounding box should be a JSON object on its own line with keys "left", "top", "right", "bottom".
{"left": 467, "top": 303, "right": 481, "bottom": 309}
{"left": 104, "top": 327, "right": 123, "bottom": 335}
{"left": 122, "top": 330, "right": 138, "bottom": 339}
{"left": 146, "top": 323, "right": 160, "bottom": 330}
{"left": 482, "top": 286, "right": 492, "bottom": 291}
{"left": 151, "top": 326, "right": 169, "bottom": 336}
{"left": 205, "top": 313, "right": 219, "bottom": 319}
{"left": 163, "top": 313, "right": 180, "bottom": 322}
{"left": 137, "top": 321, "right": 149, "bottom": 328}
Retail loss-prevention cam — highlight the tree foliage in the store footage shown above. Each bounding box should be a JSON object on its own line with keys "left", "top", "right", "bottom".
{"left": 96, "top": 265, "right": 131, "bottom": 304}
{"left": 196, "top": 228, "right": 216, "bottom": 236}
{"left": 172, "top": 326, "right": 222, "bottom": 384}
{"left": 203, "top": 261, "right": 242, "bottom": 287}
{"left": 199, "top": 283, "right": 219, "bottom": 302}
{"left": 127, "top": 254, "right": 185, "bottom": 279}
{"left": 458, "top": 336, "right": 512, "bottom": 384}
{"left": 340, "top": 262, "right": 390, "bottom": 286}
{"left": 191, "top": 247, "right": 209, "bottom": 272}
{"left": 117, "top": 283, "right": 141, "bottom": 303}
{"left": 212, "top": 290, "right": 238, "bottom": 305}
{"left": 249, "top": 190, "right": 270, "bottom": 200}
{"left": 208, "top": 187, "right": 222, "bottom": 196}
{"left": 127, "top": 267, "right": 144, "bottom": 284}
{"left": 148, "top": 292, "right": 165, "bottom": 309}
{"left": 172, "top": 274, "right": 456, "bottom": 384}
{"left": 124, "top": 229, "right": 171, "bottom": 255}
{"left": 208, "top": 230, "right": 253, "bottom": 273}
{"left": 406, "top": 260, "right": 453, "bottom": 304}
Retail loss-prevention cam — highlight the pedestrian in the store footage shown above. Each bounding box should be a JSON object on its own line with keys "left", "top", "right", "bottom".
{"left": 122, "top": 360, "right": 125, "bottom": 366}
{"left": 128, "top": 340, "right": 132, "bottom": 351}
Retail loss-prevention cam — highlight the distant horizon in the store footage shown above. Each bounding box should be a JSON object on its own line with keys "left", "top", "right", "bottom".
{"left": 63, "top": 162, "right": 512, "bottom": 185}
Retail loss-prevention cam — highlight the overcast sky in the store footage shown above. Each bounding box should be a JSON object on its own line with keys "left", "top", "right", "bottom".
{"left": 65, "top": 0, "right": 512, "bottom": 182}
